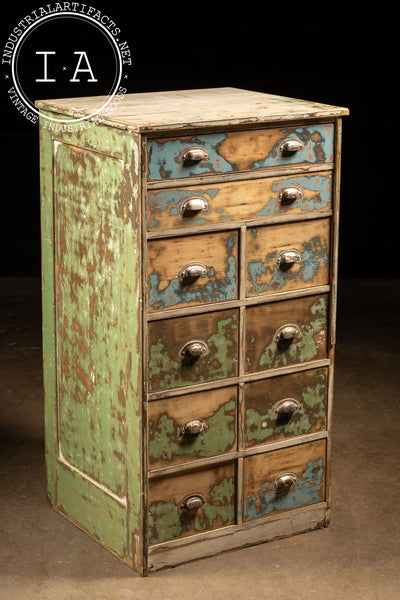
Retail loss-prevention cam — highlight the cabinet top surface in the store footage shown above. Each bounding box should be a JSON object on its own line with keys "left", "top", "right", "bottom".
{"left": 36, "top": 87, "right": 349, "bottom": 132}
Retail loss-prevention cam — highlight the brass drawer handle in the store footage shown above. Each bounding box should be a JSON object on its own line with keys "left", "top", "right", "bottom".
{"left": 272, "top": 398, "right": 301, "bottom": 414}
{"left": 179, "top": 262, "right": 208, "bottom": 282}
{"left": 274, "top": 324, "right": 302, "bottom": 343}
{"left": 181, "top": 418, "right": 209, "bottom": 436}
{"left": 279, "top": 138, "right": 304, "bottom": 155}
{"left": 273, "top": 472, "right": 297, "bottom": 491}
{"left": 278, "top": 185, "right": 304, "bottom": 204}
{"left": 181, "top": 146, "right": 209, "bottom": 163}
{"left": 179, "top": 340, "right": 209, "bottom": 359}
{"left": 180, "top": 494, "right": 206, "bottom": 511}
{"left": 276, "top": 249, "right": 302, "bottom": 270}
{"left": 178, "top": 196, "right": 209, "bottom": 215}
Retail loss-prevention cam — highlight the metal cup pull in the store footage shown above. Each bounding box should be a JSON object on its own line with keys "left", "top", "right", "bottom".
{"left": 276, "top": 249, "right": 302, "bottom": 270}
{"left": 274, "top": 324, "right": 302, "bottom": 344}
{"left": 181, "top": 146, "right": 209, "bottom": 163}
{"left": 272, "top": 398, "right": 301, "bottom": 415}
{"left": 179, "top": 262, "right": 208, "bottom": 282}
{"left": 178, "top": 196, "right": 209, "bottom": 215}
{"left": 180, "top": 494, "right": 206, "bottom": 511}
{"left": 273, "top": 472, "right": 297, "bottom": 491}
{"left": 279, "top": 138, "right": 304, "bottom": 155}
{"left": 278, "top": 185, "right": 304, "bottom": 205}
{"left": 179, "top": 340, "right": 209, "bottom": 359}
{"left": 181, "top": 418, "right": 209, "bottom": 436}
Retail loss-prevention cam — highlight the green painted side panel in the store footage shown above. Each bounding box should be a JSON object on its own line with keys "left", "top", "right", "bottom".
{"left": 57, "top": 464, "right": 127, "bottom": 556}
{"left": 55, "top": 143, "right": 129, "bottom": 498}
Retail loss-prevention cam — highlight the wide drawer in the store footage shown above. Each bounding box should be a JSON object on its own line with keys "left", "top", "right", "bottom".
{"left": 147, "top": 124, "right": 334, "bottom": 181}
{"left": 148, "top": 386, "right": 238, "bottom": 469}
{"left": 245, "top": 294, "right": 328, "bottom": 374}
{"left": 243, "top": 368, "right": 328, "bottom": 449}
{"left": 147, "top": 231, "right": 238, "bottom": 313}
{"left": 147, "top": 172, "right": 333, "bottom": 231}
{"left": 243, "top": 439, "right": 326, "bottom": 522}
{"left": 148, "top": 462, "right": 236, "bottom": 545}
{"left": 148, "top": 309, "right": 239, "bottom": 392}
{"left": 246, "top": 218, "right": 330, "bottom": 297}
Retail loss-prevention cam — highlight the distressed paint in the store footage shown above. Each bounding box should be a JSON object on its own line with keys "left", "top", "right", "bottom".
{"left": 245, "top": 295, "right": 328, "bottom": 373}
{"left": 146, "top": 172, "right": 332, "bottom": 231}
{"left": 148, "top": 387, "right": 237, "bottom": 469}
{"left": 147, "top": 124, "right": 334, "bottom": 180}
{"left": 246, "top": 219, "right": 330, "bottom": 296}
{"left": 147, "top": 231, "right": 238, "bottom": 312}
{"left": 148, "top": 464, "right": 236, "bottom": 544}
{"left": 243, "top": 440, "right": 326, "bottom": 521}
{"left": 243, "top": 368, "right": 328, "bottom": 448}
{"left": 148, "top": 310, "right": 238, "bottom": 391}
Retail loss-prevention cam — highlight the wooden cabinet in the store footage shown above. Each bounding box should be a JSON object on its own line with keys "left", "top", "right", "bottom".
{"left": 38, "top": 87, "right": 348, "bottom": 575}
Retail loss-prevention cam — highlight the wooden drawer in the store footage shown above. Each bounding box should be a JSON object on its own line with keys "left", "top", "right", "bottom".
{"left": 148, "top": 462, "right": 236, "bottom": 545}
{"left": 246, "top": 218, "right": 330, "bottom": 297}
{"left": 243, "top": 439, "right": 326, "bottom": 522}
{"left": 147, "top": 124, "right": 334, "bottom": 181}
{"left": 148, "top": 386, "right": 238, "bottom": 469}
{"left": 243, "top": 368, "right": 328, "bottom": 449}
{"left": 245, "top": 294, "right": 328, "bottom": 374}
{"left": 147, "top": 172, "right": 333, "bottom": 231}
{"left": 148, "top": 309, "right": 239, "bottom": 392}
{"left": 147, "top": 231, "right": 238, "bottom": 313}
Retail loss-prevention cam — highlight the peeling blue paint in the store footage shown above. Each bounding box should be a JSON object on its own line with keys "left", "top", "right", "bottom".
{"left": 244, "top": 458, "right": 324, "bottom": 521}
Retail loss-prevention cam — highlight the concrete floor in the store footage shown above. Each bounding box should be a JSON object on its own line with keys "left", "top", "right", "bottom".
{"left": 0, "top": 278, "right": 399, "bottom": 599}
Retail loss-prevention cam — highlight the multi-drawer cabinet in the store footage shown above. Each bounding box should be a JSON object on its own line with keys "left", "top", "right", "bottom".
{"left": 37, "top": 87, "right": 348, "bottom": 575}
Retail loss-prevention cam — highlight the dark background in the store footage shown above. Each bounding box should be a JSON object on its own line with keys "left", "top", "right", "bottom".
{"left": 1, "top": 5, "right": 398, "bottom": 279}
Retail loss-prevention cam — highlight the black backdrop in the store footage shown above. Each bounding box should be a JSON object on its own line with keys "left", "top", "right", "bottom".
{"left": 1, "top": 5, "right": 398, "bottom": 278}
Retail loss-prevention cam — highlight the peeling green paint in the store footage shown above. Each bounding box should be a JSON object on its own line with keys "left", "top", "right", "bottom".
{"left": 149, "top": 398, "right": 236, "bottom": 465}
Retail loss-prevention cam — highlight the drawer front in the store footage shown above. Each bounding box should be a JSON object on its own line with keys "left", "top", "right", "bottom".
{"left": 147, "top": 172, "right": 333, "bottom": 231}
{"left": 148, "top": 309, "right": 238, "bottom": 391}
{"left": 148, "top": 386, "right": 237, "bottom": 469}
{"left": 243, "top": 439, "right": 326, "bottom": 522}
{"left": 243, "top": 368, "right": 328, "bottom": 449}
{"left": 148, "top": 463, "right": 236, "bottom": 544}
{"left": 147, "top": 231, "right": 238, "bottom": 313}
{"left": 147, "top": 124, "right": 334, "bottom": 181}
{"left": 246, "top": 218, "right": 330, "bottom": 297}
{"left": 245, "top": 294, "right": 328, "bottom": 374}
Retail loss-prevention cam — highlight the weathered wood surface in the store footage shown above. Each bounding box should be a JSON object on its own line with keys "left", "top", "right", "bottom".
{"left": 245, "top": 294, "right": 328, "bottom": 373}
{"left": 147, "top": 124, "right": 334, "bottom": 180}
{"left": 148, "top": 462, "right": 236, "bottom": 545}
{"left": 148, "top": 309, "right": 239, "bottom": 391}
{"left": 246, "top": 218, "right": 330, "bottom": 296}
{"left": 147, "top": 172, "right": 333, "bottom": 231}
{"left": 147, "top": 231, "right": 238, "bottom": 312}
{"left": 243, "top": 439, "right": 326, "bottom": 521}
{"left": 36, "top": 87, "right": 348, "bottom": 132}
{"left": 148, "top": 386, "right": 238, "bottom": 469}
{"left": 243, "top": 368, "right": 328, "bottom": 448}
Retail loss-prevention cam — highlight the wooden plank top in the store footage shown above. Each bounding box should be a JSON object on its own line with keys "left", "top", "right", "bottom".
{"left": 36, "top": 87, "right": 349, "bottom": 132}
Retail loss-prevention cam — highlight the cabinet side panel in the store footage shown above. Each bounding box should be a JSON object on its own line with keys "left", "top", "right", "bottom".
{"left": 39, "top": 117, "right": 58, "bottom": 505}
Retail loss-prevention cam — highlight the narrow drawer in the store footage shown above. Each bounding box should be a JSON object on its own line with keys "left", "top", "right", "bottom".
{"left": 243, "top": 439, "right": 326, "bottom": 522}
{"left": 148, "top": 462, "right": 236, "bottom": 545}
{"left": 243, "top": 368, "right": 328, "bottom": 449}
{"left": 246, "top": 218, "right": 330, "bottom": 297}
{"left": 245, "top": 294, "right": 328, "bottom": 374}
{"left": 147, "top": 124, "right": 334, "bottom": 181}
{"left": 147, "top": 231, "right": 238, "bottom": 313}
{"left": 148, "top": 386, "right": 238, "bottom": 469}
{"left": 147, "top": 172, "right": 333, "bottom": 231}
{"left": 148, "top": 309, "right": 239, "bottom": 392}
